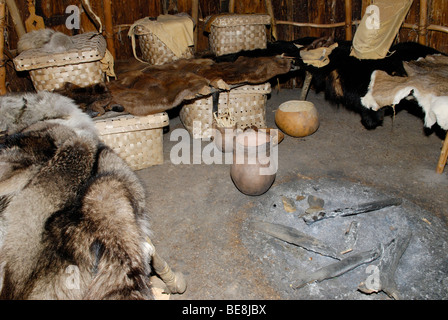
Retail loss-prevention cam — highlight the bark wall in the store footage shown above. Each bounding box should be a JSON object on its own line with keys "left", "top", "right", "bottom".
{"left": 2, "top": 0, "right": 447, "bottom": 60}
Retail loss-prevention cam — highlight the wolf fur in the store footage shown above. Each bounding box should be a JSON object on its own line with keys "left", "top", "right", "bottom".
{"left": 17, "top": 29, "right": 74, "bottom": 53}
{"left": 0, "top": 92, "right": 154, "bottom": 299}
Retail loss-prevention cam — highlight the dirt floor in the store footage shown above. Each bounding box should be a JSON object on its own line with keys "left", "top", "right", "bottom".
{"left": 135, "top": 87, "right": 448, "bottom": 300}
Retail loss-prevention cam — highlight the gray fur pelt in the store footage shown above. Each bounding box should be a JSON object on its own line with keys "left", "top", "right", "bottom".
{"left": 17, "top": 29, "right": 74, "bottom": 53}
{"left": 0, "top": 92, "right": 154, "bottom": 299}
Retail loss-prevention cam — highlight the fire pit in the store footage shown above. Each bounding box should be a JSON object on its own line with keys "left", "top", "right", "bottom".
{"left": 241, "top": 177, "right": 448, "bottom": 299}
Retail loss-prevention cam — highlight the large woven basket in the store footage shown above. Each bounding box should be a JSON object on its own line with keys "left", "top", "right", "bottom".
{"left": 134, "top": 25, "right": 194, "bottom": 65}
{"left": 180, "top": 83, "right": 271, "bottom": 139}
{"left": 208, "top": 14, "right": 271, "bottom": 56}
{"left": 94, "top": 112, "right": 169, "bottom": 170}
{"left": 14, "top": 32, "right": 106, "bottom": 91}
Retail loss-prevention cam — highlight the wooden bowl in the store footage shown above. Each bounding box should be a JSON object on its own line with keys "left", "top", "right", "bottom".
{"left": 275, "top": 100, "right": 319, "bottom": 137}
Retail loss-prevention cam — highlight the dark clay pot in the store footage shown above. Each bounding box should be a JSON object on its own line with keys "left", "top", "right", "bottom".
{"left": 230, "top": 131, "right": 276, "bottom": 196}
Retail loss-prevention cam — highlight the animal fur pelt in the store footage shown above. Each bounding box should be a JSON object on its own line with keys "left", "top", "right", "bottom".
{"left": 51, "top": 55, "right": 290, "bottom": 117}
{"left": 361, "top": 54, "right": 448, "bottom": 130}
{"left": 106, "top": 55, "right": 291, "bottom": 116}
{"left": 209, "top": 37, "right": 316, "bottom": 64}
{"left": 17, "top": 28, "right": 74, "bottom": 53}
{"left": 53, "top": 82, "right": 122, "bottom": 117}
{"left": 0, "top": 92, "right": 154, "bottom": 299}
{"left": 212, "top": 39, "right": 442, "bottom": 129}
{"left": 298, "top": 41, "right": 443, "bottom": 129}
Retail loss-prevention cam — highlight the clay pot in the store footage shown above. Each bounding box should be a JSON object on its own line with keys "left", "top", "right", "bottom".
{"left": 230, "top": 130, "right": 276, "bottom": 196}
{"left": 212, "top": 122, "right": 237, "bottom": 153}
{"left": 256, "top": 128, "right": 285, "bottom": 146}
{"left": 275, "top": 100, "right": 319, "bottom": 137}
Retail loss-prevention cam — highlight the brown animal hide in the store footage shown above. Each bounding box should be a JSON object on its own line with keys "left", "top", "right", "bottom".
{"left": 54, "top": 82, "right": 117, "bottom": 117}
{"left": 107, "top": 59, "right": 212, "bottom": 116}
{"left": 361, "top": 55, "right": 448, "bottom": 130}
{"left": 106, "top": 56, "right": 291, "bottom": 116}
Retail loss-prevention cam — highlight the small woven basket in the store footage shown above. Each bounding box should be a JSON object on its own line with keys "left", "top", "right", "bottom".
{"left": 208, "top": 14, "right": 271, "bottom": 56}
{"left": 13, "top": 32, "right": 106, "bottom": 91}
{"left": 180, "top": 83, "right": 271, "bottom": 139}
{"left": 94, "top": 112, "right": 169, "bottom": 170}
{"left": 135, "top": 26, "right": 194, "bottom": 65}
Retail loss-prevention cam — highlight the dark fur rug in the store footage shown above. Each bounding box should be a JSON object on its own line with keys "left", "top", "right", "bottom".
{"left": 211, "top": 38, "right": 443, "bottom": 129}
{"left": 300, "top": 41, "right": 442, "bottom": 129}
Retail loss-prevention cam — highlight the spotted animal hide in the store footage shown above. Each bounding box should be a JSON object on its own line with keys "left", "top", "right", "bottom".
{"left": 361, "top": 55, "right": 448, "bottom": 130}
{"left": 296, "top": 41, "right": 443, "bottom": 129}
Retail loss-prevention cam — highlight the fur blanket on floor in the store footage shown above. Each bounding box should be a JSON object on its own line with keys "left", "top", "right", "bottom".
{"left": 361, "top": 54, "right": 448, "bottom": 130}
{"left": 0, "top": 92, "right": 155, "bottom": 299}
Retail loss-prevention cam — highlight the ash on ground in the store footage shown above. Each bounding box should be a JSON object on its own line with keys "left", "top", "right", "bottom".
{"left": 241, "top": 177, "right": 448, "bottom": 299}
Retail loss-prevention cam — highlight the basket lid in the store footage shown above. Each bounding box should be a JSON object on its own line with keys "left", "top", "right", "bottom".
{"left": 94, "top": 112, "right": 169, "bottom": 135}
{"left": 209, "top": 14, "right": 271, "bottom": 27}
{"left": 14, "top": 32, "right": 107, "bottom": 71}
{"left": 230, "top": 82, "right": 272, "bottom": 94}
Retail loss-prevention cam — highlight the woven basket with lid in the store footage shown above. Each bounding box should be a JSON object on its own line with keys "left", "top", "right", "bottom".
{"left": 180, "top": 82, "right": 271, "bottom": 139}
{"left": 14, "top": 32, "right": 106, "bottom": 91}
{"left": 129, "top": 16, "right": 195, "bottom": 65}
{"left": 208, "top": 14, "right": 271, "bottom": 56}
{"left": 94, "top": 112, "right": 169, "bottom": 170}
{"left": 134, "top": 25, "right": 194, "bottom": 65}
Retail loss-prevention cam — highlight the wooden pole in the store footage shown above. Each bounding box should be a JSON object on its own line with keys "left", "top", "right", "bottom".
{"left": 436, "top": 132, "right": 448, "bottom": 174}
{"left": 81, "top": 0, "right": 103, "bottom": 32}
{"left": 276, "top": 20, "right": 348, "bottom": 29}
{"left": 330, "top": 0, "right": 337, "bottom": 38}
{"left": 5, "top": 0, "right": 26, "bottom": 38}
{"left": 419, "top": 0, "right": 428, "bottom": 45}
{"left": 426, "top": 24, "right": 448, "bottom": 34}
{"left": 229, "top": 0, "right": 235, "bottom": 13}
{"left": 192, "top": 0, "right": 198, "bottom": 51}
{"left": 147, "top": 238, "right": 187, "bottom": 294}
{"left": 264, "top": 0, "right": 277, "bottom": 40}
{"left": 345, "top": 0, "right": 352, "bottom": 41}
{"left": 403, "top": 22, "right": 448, "bottom": 35}
{"left": 103, "top": 0, "right": 116, "bottom": 59}
{"left": 0, "top": 0, "right": 7, "bottom": 95}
